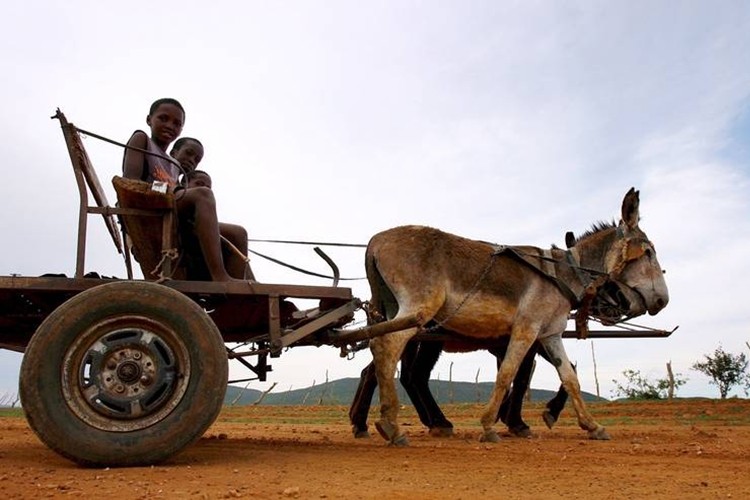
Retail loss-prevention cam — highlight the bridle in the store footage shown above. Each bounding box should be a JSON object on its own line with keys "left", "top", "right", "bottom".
{"left": 608, "top": 224, "right": 654, "bottom": 280}
{"left": 496, "top": 224, "right": 657, "bottom": 337}
{"left": 574, "top": 226, "right": 656, "bottom": 336}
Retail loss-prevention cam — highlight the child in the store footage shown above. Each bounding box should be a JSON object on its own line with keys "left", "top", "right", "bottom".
{"left": 170, "top": 140, "right": 255, "bottom": 281}
{"left": 169, "top": 137, "right": 204, "bottom": 176}
{"left": 186, "top": 169, "right": 212, "bottom": 189}
{"left": 122, "top": 98, "right": 184, "bottom": 187}
{"left": 122, "top": 98, "right": 240, "bottom": 282}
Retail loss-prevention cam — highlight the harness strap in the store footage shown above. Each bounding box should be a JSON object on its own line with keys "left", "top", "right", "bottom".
{"left": 492, "top": 245, "right": 583, "bottom": 308}
{"left": 565, "top": 247, "right": 593, "bottom": 289}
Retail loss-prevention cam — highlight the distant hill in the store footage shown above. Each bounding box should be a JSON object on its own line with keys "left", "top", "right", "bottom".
{"left": 224, "top": 377, "right": 606, "bottom": 406}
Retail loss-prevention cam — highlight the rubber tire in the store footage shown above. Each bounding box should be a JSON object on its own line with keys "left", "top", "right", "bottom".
{"left": 19, "top": 281, "right": 228, "bottom": 467}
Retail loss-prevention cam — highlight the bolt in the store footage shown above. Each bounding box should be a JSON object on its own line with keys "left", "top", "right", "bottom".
{"left": 106, "top": 361, "right": 117, "bottom": 370}
{"left": 133, "top": 351, "right": 142, "bottom": 360}
{"left": 115, "top": 384, "right": 125, "bottom": 394}
{"left": 140, "top": 375, "right": 152, "bottom": 386}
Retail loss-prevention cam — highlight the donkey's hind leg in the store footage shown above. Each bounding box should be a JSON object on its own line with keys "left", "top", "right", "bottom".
{"left": 369, "top": 327, "right": 419, "bottom": 446}
{"left": 540, "top": 335, "right": 610, "bottom": 440}
{"left": 349, "top": 361, "right": 378, "bottom": 438}
{"left": 401, "top": 340, "right": 454, "bottom": 436}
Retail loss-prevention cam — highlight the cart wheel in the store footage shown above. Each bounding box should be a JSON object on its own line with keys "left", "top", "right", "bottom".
{"left": 19, "top": 281, "right": 227, "bottom": 467}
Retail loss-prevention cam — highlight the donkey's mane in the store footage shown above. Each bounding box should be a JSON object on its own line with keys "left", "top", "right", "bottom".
{"left": 574, "top": 220, "right": 617, "bottom": 244}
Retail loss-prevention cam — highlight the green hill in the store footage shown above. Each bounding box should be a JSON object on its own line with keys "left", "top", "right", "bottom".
{"left": 224, "top": 377, "right": 606, "bottom": 406}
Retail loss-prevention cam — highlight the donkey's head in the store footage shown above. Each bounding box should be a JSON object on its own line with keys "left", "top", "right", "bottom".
{"left": 600, "top": 188, "right": 669, "bottom": 317}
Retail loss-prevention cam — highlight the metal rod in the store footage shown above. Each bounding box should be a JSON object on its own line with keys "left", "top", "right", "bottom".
{"left": 326, "top": 313, "right": 424, "bottom": 344}
{"left": 227, "top": 348, "right": 272, "bottom": 358}
{"left": 249, "top": 238, "right": 366, "bottom": 248}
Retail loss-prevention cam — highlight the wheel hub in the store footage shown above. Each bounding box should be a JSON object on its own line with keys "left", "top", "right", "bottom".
{"left": 101, "top": 350, "right": 156, "bottom": 397}
{"left": 116, "top": 360, "right": 141, "bottom": 382}
{"left": 72, "top": 327, "right": 184, "bottom": 426}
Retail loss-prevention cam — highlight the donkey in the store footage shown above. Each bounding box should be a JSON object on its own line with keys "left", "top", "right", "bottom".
{"left": 350, "top": 336, "right": 570, "bottom": 439}
{"left": 365, "top": 188, "right": 668, "bottom": 445}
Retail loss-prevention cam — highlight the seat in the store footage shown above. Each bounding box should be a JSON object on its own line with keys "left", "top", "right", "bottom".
{"left": 111, "top": 176, "right": 187, "bottom": 281}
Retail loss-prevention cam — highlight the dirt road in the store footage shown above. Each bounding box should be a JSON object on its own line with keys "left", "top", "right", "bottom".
{"left": 1, "top": 399, "right": 749, "bottom": 499}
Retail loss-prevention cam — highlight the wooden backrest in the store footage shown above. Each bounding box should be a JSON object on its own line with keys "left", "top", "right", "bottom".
{"left": 54, "top": 109, "right": 123, "bottom": 278}
{"left": 112, "top": 176, "right": 186, "bottom": 280}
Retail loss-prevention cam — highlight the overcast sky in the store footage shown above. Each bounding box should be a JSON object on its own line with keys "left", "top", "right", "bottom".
{"left": 1, "top": 2, "right": 749, "bottom": 402}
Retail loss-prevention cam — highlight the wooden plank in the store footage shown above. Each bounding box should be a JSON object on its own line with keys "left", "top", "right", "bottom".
{"left": 0, "top": 276, "right": 353, "bottom": 300}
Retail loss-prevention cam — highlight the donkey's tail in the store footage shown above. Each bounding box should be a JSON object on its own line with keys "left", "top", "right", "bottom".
{"left": 364, "top": 242, "right": 396, "bottom": 323}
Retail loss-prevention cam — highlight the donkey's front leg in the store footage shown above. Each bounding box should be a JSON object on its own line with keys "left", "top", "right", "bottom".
{"left": 540, "top": 335, "right": 610, "bottom": 440}
{"left": 369, "top": 328, "right": 417, "bottom": 446}
{"left": 481, "top": 331, "right": 535, "bottom": 443}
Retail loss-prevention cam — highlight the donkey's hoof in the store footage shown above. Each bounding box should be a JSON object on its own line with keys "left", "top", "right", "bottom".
{"left": 588, "top": 426, "right": 611, "bottom": 440}
{"left": 375, "top": 421, "right": 393, "bottom": 441}
{"left": 375, "top": 420, "right": 407, "bottom": 445}
{"left": 429, "top": 426, "right": 454, "bottom": 438}
{"left": 479, "top": 430, "right": 501, "bottom": 443}
{"left": 508, "top": 426, "right": 533, "bottom": 439}
{"left": 353, "top": 430, "right": 370, "bottom": 439}
{"left": 542, "top": 410, "right": 558, "bottom": 429}
{"left": 390, "top": 434, "right": 409, "bottom": 447}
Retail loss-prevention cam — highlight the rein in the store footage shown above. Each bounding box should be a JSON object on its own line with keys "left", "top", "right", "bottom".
{"left": 512, "top": 247, "right": 608, "bottom": 278}
{"left": 492, "top": 245, "right": 601, "bottom": 306}
{"left": 247, "top": 248, "right": 365, "bottom": 281}
{"left": 72, "top": 125, "right": 187, "bottom": 175}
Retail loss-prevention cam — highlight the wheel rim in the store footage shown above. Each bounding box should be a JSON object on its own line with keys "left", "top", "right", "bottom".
{"left": 61, "top": 315, "right": 191, "bottom": 432}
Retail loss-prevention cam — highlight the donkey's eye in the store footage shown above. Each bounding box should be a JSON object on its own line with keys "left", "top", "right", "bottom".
{"left": 644, "top": 248, "right": 653, "bottom": 259}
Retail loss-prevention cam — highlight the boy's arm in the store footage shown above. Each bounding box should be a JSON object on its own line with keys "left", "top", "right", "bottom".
{"left": 122, "top": 131, "right": 148, "bottom": 180}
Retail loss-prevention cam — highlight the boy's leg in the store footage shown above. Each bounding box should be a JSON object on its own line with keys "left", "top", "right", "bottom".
{"left": 176, "top": 188, "right": 234, "bottom": 282}
{"left": 220, "top": 222, "right": 255, "bottom": 280}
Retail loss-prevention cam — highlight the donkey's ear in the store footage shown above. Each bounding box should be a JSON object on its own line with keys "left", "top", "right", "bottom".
{"left": 621, "top": 187, "right": 640, "bottom": 229}
{"left": 565, "top": 231, "right": 576, "bottom": 248}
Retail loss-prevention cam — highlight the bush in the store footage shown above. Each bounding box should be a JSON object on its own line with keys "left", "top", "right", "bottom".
{"left": 611, "top": 369, "right": 686, "bottom": 400}
{"left": 692, "top": 346, "right": 750, "bottom": 399}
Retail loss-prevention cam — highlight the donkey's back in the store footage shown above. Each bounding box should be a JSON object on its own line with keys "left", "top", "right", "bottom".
{"left": 367, "top": 225, "right": 503, "bottom": 283}
{"left": 365, "top": 225, "right": 570, "bottom": 339}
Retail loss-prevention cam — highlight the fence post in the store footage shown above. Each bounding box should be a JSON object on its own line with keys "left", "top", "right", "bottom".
{"left": 231, "top": 381, "right": 252, "bottom": 406}
{"left": 666, "top": 361, "right": 675, "bottom": 400}
{"left": 302, "top": 380, "right": 316, "bottom": 405}
{"left": 254, "top": 382, "right": 278, "bottom": 405}
{"left": 475, "top": 368, "right": 481, "bottom": 403}
{"left": 318, "top": 370, "right": 330, "bottom": 405}
{"left": 449, "top": 361, "right": 454, "bottom": 403}
{"left": 591, "top": 341, "right": 601, "bottom": 398}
